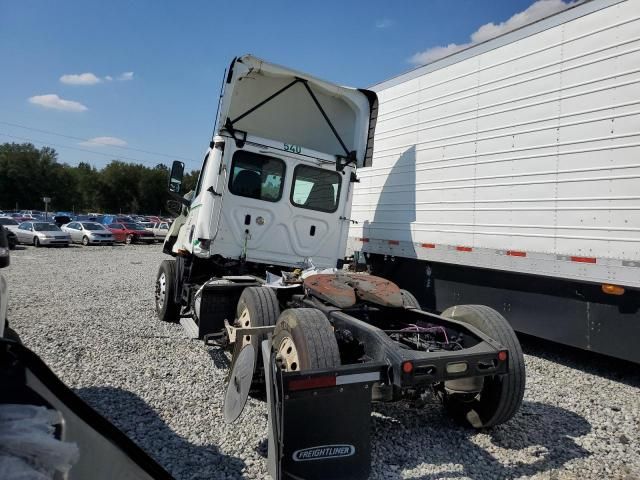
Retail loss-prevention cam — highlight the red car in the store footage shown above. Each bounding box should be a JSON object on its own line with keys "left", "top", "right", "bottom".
{"left": 108, "top": 223, "right": 155, "bottom": 244}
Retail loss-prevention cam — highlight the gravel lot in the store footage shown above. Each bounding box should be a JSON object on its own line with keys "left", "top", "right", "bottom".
{"left": 4, "top": 244, "right": 640, "bottom": 479}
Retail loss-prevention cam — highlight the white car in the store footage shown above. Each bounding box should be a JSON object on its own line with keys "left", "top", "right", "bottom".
{"left": 144, "top": 222, "right": 170, "bottom": 242}
{"left": 15, "top": 222, "right": 71, "bottom": 247}
{"left": 0, "top": 217, "right": 20, "bottom": 235}
{"left": 61, "top": 222, "right": 115, "bottom": 246}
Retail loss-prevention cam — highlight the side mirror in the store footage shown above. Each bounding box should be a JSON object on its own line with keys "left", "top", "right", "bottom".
{"left": 0, "top": 227, "right": 10, "bottom": 269}
{"left": 169, "top": 161, "right": 185, "bottom": 194}
{"left": 166, "top": 200, "right": 182, "bottom": 217}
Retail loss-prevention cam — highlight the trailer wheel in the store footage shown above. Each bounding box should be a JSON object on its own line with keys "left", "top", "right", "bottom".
{"left": 272, "top": 308, "right": 340, "bottom": 371}
{"left": 236, "top": 287, "right": 280, "bottom": 357}
{"left": 155, "top": 260, "right": 179, "bottom": 323}
{"left": 440, "top": 304, "right": 525, "bottom": 428}
{"left": 400, "top": 289, "right": 421, "bottom": 309}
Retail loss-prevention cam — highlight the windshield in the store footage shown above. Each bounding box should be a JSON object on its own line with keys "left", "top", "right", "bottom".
{"left": 124, "top": 223, "right": 147, "bottom": 231}
{"left": 82, "top": 222, "right": 106, "bottom": 231}
{"left": 0, "top": 218, "right": 18, "bottom": 226}
{"left": 33, "top": 223, "right": 61, "bottom": 232}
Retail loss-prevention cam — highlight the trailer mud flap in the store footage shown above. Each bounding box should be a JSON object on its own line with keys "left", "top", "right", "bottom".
{"left": 262, "top": 341, "right": 384, "bottom": 480}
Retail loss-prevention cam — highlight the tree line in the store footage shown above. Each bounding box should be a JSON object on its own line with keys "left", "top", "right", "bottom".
{"left": 0, "top": 143, "right": 200, "bottom": 214}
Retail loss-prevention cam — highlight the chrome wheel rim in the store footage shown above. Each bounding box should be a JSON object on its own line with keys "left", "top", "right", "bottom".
{"left": 276, "top": 336, "right": 300, "bottom": 371}
{"left": 238, "top": 308, "right": 252, "bottom": 348}
{"left": 155, "top": 272, "right": 166, "bottom": 310}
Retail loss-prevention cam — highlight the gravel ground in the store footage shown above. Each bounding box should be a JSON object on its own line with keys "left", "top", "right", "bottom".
{"left": 4, "top": 244, "right": 640, "bottom": 479}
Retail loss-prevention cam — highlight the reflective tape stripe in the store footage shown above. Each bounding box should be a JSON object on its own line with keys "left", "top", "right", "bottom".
{"left": 388, "top": 240, "right": 399, "bottom": 245}
{"left": 421, "top": 243, "right": 436, "bottom": 248}
{"left": 507, "top": 250, "right": 527, "bottom": 257}
{"left": 570, "top": 256, "right": 597, "bottom": 264}
{"left": 456, "top": 246, "right": 472, "bottom": 252}
{"left": 336, "top": 371, "right": 380, "bottom": 385}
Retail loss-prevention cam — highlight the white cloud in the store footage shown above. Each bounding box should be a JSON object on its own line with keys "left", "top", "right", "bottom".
{"left": 409, "top": 0, "right": 580, "bottom": 65}
{"left": 60, "top": 72, "right": 102, "bottom": 85}
{"left": 376, "top": 18, "right": 394, "bottom": 29}
{"left": 28, "top": 94, "right": 88, "bottom": 112}
{"left": 59, "top": 72, "right": 134, "bottom": 84}
{"left": 79, "top": 136, "right": 128, "bottom": 147}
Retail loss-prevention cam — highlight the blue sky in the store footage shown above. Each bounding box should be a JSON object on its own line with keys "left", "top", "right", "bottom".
{"left": 0, "top": 0, "right": 574, "bottom": 172}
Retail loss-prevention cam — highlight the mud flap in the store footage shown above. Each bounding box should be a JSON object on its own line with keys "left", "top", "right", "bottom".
{"left": 262, "top": 341, "right": 383, "bottom": 480}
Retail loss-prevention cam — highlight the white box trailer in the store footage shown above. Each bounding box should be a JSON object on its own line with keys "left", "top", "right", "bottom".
{"left": 349, "top": 0, "right": 640, "bottom": 363}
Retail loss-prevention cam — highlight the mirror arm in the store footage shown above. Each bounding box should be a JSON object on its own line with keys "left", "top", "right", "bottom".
{"left": 168, "top": 191, "right": 191, "bottom": 207}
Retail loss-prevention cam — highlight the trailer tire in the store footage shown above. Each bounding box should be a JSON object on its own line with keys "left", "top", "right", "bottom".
{"left": 272, "top": 308, "right": 340, "bottom": 371}
{"left": 400, "top": 289, "right": 421, "bottom": 309}
{"left": 236, "top": 287, "right": 280, "bottom": 358}
{"left": 440, "top": 304, "right": 525, "bottom": 428}
{"left": 155, "top": 260, "right": 179, "bottom": 323}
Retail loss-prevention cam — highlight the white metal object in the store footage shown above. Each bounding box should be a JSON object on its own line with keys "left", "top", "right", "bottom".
{"left": 171, "top": 55, "right": 376, "bottom": 269}
{"left": 349, "top": 0, "right": 640, "bottom": 288}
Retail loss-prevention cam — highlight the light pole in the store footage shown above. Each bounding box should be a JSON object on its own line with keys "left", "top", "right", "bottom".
{"left": 43, "top": 197, "right": 51, "bottom": 221}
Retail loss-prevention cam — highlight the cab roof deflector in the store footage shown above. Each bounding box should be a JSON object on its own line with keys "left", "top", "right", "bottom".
{"left": 224, "top": 77, "right": 355, "bottom": 163}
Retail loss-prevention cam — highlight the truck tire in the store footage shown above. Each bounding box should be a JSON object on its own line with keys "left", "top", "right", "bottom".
{"left": 236, "top": 287, "right": 280, "bottom": 357}
{"left": 272, "top": 308, "right": 340, "bottom": 371}
{"left": 155, "top": 260, "right": 179, "bottom": 323}
{"left": 440, "top": 304, "right": 525, "bottom": 428}
{"left": 400, "top": 289, "right": 420, "bottom": 309}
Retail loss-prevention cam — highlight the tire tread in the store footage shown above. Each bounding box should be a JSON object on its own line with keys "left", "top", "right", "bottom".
{"left": 441, "top": 304, "right": 525, "bottom": 427}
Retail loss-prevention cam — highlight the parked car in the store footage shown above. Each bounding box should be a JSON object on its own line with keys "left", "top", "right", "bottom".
{"left": 15, "top": 222, "right": 71, "bottom": 247}
{"left": 0, "top": 218, "right": 20, "bottom": 235}
{"left": 61, "top": 222, "right": 115, "bottom": 246}
{"left": 100, "top": 215, "right": 135, "bottom": 225}
{"left": 52, "top": 215, "right": 72, "bottom": 227}
{"left": 108, "top": 223, "right": 155, "bottom": 244}
{"left": 146, "top": 222, "right": 170, "bottom": 242}
{"left": 9, "top": 213, "right": 30, "bottom": 222}
{"left": 76, "top": 214, "right": 100, "bottom": 222}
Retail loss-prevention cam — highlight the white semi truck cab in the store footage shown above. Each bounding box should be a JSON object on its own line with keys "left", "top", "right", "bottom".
{"left": 166, "top": 54, "right": 376, "bottom": 271}
{"left": 155, "top": 55, "right": 524, "bottom": 480}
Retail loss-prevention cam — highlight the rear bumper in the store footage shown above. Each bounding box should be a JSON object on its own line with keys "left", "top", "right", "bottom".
{"left": 325, "top": 309, "right": 509, "bottom": 389}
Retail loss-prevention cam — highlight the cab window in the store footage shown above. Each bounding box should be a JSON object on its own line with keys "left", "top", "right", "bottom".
{"left": 228, "top": 151, "right": 285, "bottom": 202}
{"left": 291, "top": 165, "right": 341, "bottom": 213}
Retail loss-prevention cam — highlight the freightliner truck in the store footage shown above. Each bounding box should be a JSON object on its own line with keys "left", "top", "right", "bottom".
{"left": 349, "top": 0, "right": 640, "bottom": 364}
{"left": 155, "top": 55, "right": 525, "bottom": 479}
